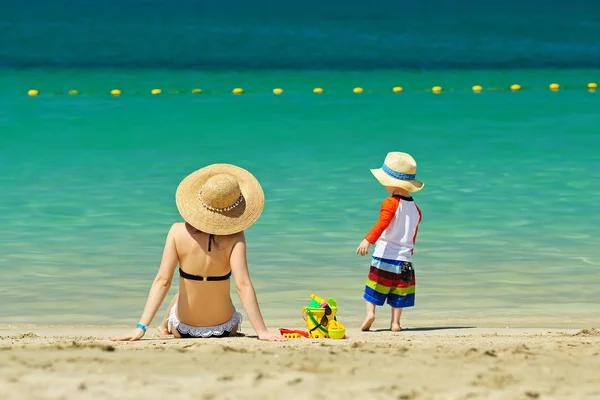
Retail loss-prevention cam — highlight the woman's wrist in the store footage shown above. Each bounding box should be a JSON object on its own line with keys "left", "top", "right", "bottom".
{"left": 255, "top": 326, "right": 269, "bottom": 335}
{"left": 136, "top": 323, "right": 148, "bottom": 332}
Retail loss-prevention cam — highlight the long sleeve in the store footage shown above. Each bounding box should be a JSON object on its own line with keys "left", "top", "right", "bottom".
{"left": 364, "top": 197, "right": 400, "bottom": 244}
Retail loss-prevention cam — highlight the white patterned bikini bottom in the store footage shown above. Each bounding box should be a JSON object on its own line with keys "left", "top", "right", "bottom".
{"left": 168, "top": 306, "right": 242, "bottom": 338}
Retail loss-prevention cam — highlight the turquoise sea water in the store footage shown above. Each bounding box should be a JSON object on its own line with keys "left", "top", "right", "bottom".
{"left": 1, "top": 0, "right": 600, "bottom": 329}
{"left": 1, "top": 69, "right": 599, "bottom": 328}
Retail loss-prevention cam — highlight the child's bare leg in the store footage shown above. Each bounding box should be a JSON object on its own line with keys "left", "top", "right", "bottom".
{"left": 158, "top": 292, "right": 179, "bottom": 335}
{"left": 361, "top": 301, "right": 376, "bottom": 331}
{"left": 391, "top": 307, "right": 403, "bottom": 331}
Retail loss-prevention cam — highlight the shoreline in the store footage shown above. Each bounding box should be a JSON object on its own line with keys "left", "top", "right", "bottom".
{"left": 2, "top": 312, "right": 598, "bottom": 330}
{"left": 1, "top": 324, "right": 598, "bottom": 335}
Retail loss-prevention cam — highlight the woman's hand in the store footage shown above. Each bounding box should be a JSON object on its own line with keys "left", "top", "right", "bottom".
{"left": 356, "top": 239, "right": 371, "bottom": 256}
{"left": 258, "top": 331, "right": 287, "bottom": 341}
{"left": 110, "top": 327, "right": 146, "bottom": 342}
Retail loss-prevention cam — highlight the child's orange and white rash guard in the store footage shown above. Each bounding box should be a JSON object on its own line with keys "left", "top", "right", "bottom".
{"left": 365, "top": 195, "right": 422, "bottom": 262}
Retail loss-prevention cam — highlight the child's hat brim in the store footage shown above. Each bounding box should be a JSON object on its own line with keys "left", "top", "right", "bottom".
{"left": 370, "top": 168, "right": 424, "bottom": 192}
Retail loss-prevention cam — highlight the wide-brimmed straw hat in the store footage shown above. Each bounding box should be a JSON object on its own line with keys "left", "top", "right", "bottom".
{"left": 175, "top": 164, "right": 264, "bottom": 235}
{"left": 370, "top": 152, "right": 424, "bottom": 192}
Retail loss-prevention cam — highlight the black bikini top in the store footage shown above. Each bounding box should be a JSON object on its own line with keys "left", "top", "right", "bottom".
{"left": 178, "top": 233, "right": 232, "bottom": 281}
{"left": 178, "top": 267, "right": 231, "bottom": 282}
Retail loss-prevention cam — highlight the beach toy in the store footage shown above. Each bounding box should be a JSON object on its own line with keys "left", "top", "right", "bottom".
{"left": 308, "top": 298, "right": 321, "bottom": 309}
{"left": 303, "top": 306, "right": 337, "bottom": 339}
{"left": 279, "top": 328, "right": 309, "bottom": 339}
{"left": 303, "top": 294, "right": 345, "bottom": 338}
{"left": 327, "top": 298, "right": 338, "bottom": 310}
{"left": 310, "top": 294, "right": 328, "bottom": 307}
{"left": 328, "top": 320, "right": 346, "bottom": 340}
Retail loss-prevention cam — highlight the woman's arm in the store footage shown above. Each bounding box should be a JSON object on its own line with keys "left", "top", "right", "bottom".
{"left": 110, "top": 224, "right": 179, "bottom": 341}
{"left": 230, "top": 233, "right": 285, "bottom": 342}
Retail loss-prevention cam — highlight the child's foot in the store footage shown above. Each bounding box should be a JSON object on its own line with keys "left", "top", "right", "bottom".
{"left": 361, "top": 315, "right": 375, "bottom": 331}
{"left": 391, "top": 323, "right": 402, "bottom": 332}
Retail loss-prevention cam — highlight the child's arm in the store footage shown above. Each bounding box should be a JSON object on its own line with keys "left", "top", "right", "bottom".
{"left": 357, "top": 197, "right": 399, "bottom": 256}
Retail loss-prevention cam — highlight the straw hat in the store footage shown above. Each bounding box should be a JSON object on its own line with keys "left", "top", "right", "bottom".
{"left": 370, "top": 152, "right": 424, "bottom": 192}
{"left": 175, "top": 164, "right": 264, "bottom": 235}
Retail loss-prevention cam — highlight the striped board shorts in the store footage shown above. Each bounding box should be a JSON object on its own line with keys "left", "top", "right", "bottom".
{"left": 363, "top": 257, "right": 416, "bottom": 308}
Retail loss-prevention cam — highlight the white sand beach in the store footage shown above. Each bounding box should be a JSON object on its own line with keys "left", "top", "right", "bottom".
{"left": 1, "top": 325, "right": 599, "bottom": 400}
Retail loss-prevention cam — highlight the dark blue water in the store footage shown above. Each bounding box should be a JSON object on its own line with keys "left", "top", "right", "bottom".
{"left": 1, "top": 0, "right": 600, "bottom": 69}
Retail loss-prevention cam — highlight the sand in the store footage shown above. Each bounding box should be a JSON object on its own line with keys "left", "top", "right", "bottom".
{"left": 1, "top": 325, "right": 599, "bottom": 400}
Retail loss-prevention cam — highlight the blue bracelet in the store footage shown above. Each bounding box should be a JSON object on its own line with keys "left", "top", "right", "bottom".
{"left": 136, "top": 323, "right": 147, "bottom": 332}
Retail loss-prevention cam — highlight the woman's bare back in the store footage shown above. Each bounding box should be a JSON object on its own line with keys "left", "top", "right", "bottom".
{"left": 173, "top": 222, "right": 242, "bottom": 327}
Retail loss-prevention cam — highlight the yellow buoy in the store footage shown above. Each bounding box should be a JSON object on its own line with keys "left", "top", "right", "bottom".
{"left": 232, "top": 88, "right": 243, "bottom": 95}
{"left": 151, "top": 89, "right": 162, "bottom": 95}
{"left": 313, "top": 87, "right": 323, "bottom": 94}
{"left": 353, "top": 87, "right": 363, "bottom": 94}
{"left": 472, "top": 85, "right": 483, "bottom": 92}
{"left": 191, "top": 88, "right": 202, "bottom": 94}
{"left": 68, "top": 90, "right": 79, "bottom": 95}
{"left": 587, "top": 82, "right": 598, "bottom": 90}
{"left": 549, "top": 83, "right": 560, "bottom": 91}
{"left": 28, "top": 89, "right": 39, "bottom": 96}
{"left": 273, "top": 88, "right": 283, "bottom": 95}
{"left": 110, "top": 89, "right": 121, "bottom": 96}
{"left": 510, "top": 84, "right": 521, "bottom": 91}
{"left": 432, "top": 86, "right": 443, "bottom": 93}
{"left": 392, "top": 86, "right": 403, "bottom": 93}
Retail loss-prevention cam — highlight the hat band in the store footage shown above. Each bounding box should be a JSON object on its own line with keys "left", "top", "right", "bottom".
{"left": 382, "top": 164, "right": 416, "bottom": 181}
{"left": 198, "top": 191, "right": 244, "bottom": 213}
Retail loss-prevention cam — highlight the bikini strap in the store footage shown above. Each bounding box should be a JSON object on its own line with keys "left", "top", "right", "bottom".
{"left": 208, "top": 234, "right": 214, "bottom": 252}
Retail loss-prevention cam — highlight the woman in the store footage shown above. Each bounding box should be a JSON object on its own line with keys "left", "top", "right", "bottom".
{"left": 111, "top": 164, "right": 285, "bottom": 341}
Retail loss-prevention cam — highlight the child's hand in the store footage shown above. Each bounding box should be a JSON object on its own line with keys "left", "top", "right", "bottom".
{"left": 356, "top": 239, "right": 371, "bottom": 256}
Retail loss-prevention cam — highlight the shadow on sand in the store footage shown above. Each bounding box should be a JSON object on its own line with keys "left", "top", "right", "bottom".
{"left": 373, "top": 326, "right": 476, "bottom": 333}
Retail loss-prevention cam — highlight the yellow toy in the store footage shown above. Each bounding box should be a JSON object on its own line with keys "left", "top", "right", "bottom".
{"left": 328, "top": 320, "right": 346, "bottom": 340}
{"left": 302, "top": 294, "right": 346, "bottom": 339}
{"left": 278, "top": 295, "right": 347, "bottom": 340}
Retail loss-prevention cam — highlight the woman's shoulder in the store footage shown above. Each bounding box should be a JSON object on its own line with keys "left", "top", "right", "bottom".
{"left": 170, "top": 222, "right": 188, "bottom": 234}
{"left": 167, "top": 222, "right": 195, "bottom": 241}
